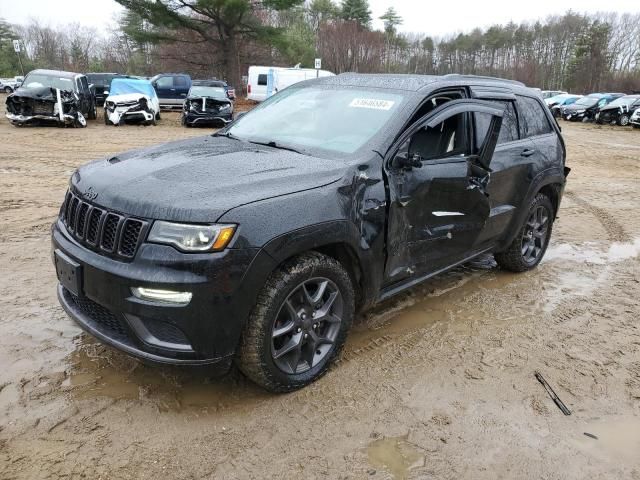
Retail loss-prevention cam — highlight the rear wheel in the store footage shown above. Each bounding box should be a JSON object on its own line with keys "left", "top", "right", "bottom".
{"left": 88, "top": 100, "right": 97, "bottom": 120}
{"left": 4, "top": 86, "right": 12, "bottom": 94}
{"left": 236, "top": 252, "right": 354, "bottom": 392}
{"left": 495, "top": 193, "right": 554, "bottom": 272}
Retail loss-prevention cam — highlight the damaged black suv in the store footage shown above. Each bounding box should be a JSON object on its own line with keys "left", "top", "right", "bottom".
{"left": 52, "top": 74, "right": 568, "bottom": 392}
{"left": 6, "top": 69, "right": 97, "bottom": 127}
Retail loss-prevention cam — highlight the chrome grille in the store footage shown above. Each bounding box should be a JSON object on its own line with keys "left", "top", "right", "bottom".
{"left": 60, "top": 190, "right": 148, "bottom": 261}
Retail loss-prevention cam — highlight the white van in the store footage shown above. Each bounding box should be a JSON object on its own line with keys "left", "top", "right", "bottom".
{"left": 247, "top": 65, "right": 335, "bottom": 102}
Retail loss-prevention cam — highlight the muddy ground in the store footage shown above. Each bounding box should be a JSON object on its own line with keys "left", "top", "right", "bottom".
{"left": 0, "top": 99, "right": 639, "bottom": 479}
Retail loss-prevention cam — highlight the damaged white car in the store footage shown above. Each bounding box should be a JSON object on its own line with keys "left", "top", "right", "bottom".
{"left": 103, "top": 78, "right": 160, "bottom": 126}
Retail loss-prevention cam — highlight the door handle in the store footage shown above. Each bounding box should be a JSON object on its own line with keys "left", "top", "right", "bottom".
{"left": 521, "top": 148, "right": 536, "bottom": 157}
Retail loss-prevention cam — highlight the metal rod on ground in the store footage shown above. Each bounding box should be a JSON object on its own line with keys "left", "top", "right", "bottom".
{"left": 535, "top": 371, "right": 571, "bottom": 415}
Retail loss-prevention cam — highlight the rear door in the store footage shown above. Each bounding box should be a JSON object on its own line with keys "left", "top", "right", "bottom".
{"left": 384, "top": 100, "right": 504, "bottom": 285}
{"left": 470, "top": 88, "right": 535, "bottom": 244}
{"left": 174, "top": 75, "right": 189, "bottom": 104}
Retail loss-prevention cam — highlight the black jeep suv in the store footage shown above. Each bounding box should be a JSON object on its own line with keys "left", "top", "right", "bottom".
{"left": 52, "top": 74, "right": 568, "bottom": 392}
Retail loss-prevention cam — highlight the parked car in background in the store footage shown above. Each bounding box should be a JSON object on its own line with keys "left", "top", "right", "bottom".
{"left": 103, "top": 77, "right": 160, "bottom": 126}
{"left": 52, "top": 73, "right": 568, "bottom": 392}
{"left": 546, "top": 94, "right": 583, "bottom": 117}
{"left": 86, "top": 73, "right": 125, "bottom": 106}
{"left": 544, "top": 93, "right": 581, "bottom": 107}
{"left": 182, "top": 82, "right": 233, "bottom": 127}
{"left": 630, "top": 108, "right": 640, "bottom": 129}
{"left": 595, "top": 95, "right": 640, "bottom": 126}
{"left": 561, "top": 93, "right": 624, "bottom": 122}
{"left": 5, "top": 69, "right": 96, "bottom": 127}
{"left": 541, "top": 90, "right": 567, "bottom": 99}
{"left": 193, "top": 79, "right": 235, "bottom": 100}
{"left": 150, "top": 73, "right": 191, "bottom": 109}
{"left": 247, "top": 65, "right": 335, "bottom": 102}
{"left": 1, "top": 76, "right": 24, "bottom": 93}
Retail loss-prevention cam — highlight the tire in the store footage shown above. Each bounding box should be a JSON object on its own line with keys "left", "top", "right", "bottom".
{"left": 236, "top": 252, "right": 355, "bottom": 392}
{"left": 4, "top": 86, "right": 12, "bottom": 94}
{"left": 104, "top": 110, "right": 110, "bottom": 125}
{"left": 88, "top": 101, "right": 97, "bottom": 120}
{"left": 618, "top": 114, "right": 630, "bottom": 126}
{"left": 495, "top": 193, "right": 554, "bottom": 273}
{"left": 156, "top": 112, "right": 161, "bottom": 121}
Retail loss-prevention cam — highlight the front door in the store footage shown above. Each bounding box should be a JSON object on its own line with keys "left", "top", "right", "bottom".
{"left": 384, "top": 100, "right": 504, "bottom": 285}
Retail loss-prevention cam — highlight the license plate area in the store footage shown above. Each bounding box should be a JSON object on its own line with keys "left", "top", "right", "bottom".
{"left": 54, "top": 249, "right": 82, "bottom": 296}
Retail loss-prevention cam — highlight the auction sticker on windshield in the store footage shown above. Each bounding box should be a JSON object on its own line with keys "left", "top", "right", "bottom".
{"left": 349, "top": 98, "right": 395, "bottom": 110}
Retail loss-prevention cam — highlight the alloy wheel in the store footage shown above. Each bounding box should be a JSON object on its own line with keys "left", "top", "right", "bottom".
{"left": 620, "top": 115, "right": 630, "bottom": 126}
{"left": 521, "top": 205, "right": 549, "bottom": 264}
{"left": 271, "top": 277, "right": 343, "bottom": 374}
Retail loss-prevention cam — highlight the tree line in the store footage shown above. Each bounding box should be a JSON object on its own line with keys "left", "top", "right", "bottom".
{"left": 1, "top": 0, "right": 638, "bottom": 94}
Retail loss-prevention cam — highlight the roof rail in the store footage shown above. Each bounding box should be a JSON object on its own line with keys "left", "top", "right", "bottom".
{"left": 442, "top": 74, "right": 526, "bottom": 87}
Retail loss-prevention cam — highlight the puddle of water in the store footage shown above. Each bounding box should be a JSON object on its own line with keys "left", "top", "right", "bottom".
{"left": 574, "top": 416, "right": 640, "bottom": 463}
{"left": 367, "top": 435, "right": 423, "bottom": 480}
{"left": 543, "top": 238, "right": 640, "bottom": 265}
{"left": 64, "top": 338, "right": 266, "bottom": 411}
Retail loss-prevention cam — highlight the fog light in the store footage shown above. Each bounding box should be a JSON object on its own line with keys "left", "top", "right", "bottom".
{"left": 131, "top": 287, "right": 192, "bottom": 305}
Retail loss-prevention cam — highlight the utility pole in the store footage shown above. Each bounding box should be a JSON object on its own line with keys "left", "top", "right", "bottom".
{"left": 13, "top": 39, "right": 25, "bottom": 77}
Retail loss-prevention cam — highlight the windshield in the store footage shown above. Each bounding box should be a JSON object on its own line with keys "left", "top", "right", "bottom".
{"left": 574, "top": 96, "right": 601, "bottom": 107}
{"left": 190, "top": 86, "right": 227, "bottom": 99}
{"left": 605, "top": 96, "right": 640, "bottom": 108}
{"left": 23, "top": 73, "right": 75, "bottom": 91}
{"left": 227, "top": 87, "right": 405, "bottom": 154}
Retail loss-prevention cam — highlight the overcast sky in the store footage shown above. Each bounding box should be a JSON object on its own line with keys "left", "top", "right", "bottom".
{"left": 1, "top": 0, "right": 638, "bottom": 37}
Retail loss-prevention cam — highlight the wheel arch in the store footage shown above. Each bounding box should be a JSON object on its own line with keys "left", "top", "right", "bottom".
{"left": 496, "top": 171, "right": 566, "bottom": 252}
{"left": 262, "top": 221, "right": 374, "bottom": 311}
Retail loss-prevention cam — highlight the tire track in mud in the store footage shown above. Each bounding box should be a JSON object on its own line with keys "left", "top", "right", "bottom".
{"left": 564, "top": 191, "right": 630, "bottom": 242}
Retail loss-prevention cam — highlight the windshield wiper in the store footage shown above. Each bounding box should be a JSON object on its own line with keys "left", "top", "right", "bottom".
{"left": 247, "top": 140, "right": 306, "bottom": 155}
{"left": 214, "top": 131, "right": 241, "bottom": 141}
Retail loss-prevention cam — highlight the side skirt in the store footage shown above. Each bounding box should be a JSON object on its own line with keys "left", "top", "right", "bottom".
{"left": 377, "top": 247, "right": 493, "bottom": 302}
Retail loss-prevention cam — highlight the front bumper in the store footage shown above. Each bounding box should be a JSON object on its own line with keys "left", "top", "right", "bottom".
{"left": 183, "top": 111, "right": 233, "bottom": 126}
{"left": 6, "top": 112, "right": 78, "bottom": 126}
{"left": 52, "top": 219, "right": 275, "bottom": 368}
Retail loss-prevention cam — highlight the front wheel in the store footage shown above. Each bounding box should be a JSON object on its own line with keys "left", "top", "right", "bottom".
{"left": 495, "top": 193, "right": 554, "bottom": 272}
{"left": 4, "top": 86, "right": 12, "bottom": 94}
{"left": 618, "top": 114, "right": 630, "bottom": 126}
{"left": 236, "top": 252, "right": 354, "bottom": 392}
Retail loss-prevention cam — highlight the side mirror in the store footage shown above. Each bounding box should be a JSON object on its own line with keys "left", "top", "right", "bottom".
{"left": 392, "top": 151, "right": 423, "bottom": 169}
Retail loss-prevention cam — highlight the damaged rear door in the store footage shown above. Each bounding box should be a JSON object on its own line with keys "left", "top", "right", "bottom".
{"left": 383, "top": 99, "right": 503, "bottom": 285}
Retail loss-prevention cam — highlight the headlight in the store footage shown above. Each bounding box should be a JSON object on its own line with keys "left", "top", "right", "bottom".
{"left": 219, "top": 104, "right": 231, "bottom": 111}
{"left": 148, "top": 221, "right": 236, "bottom": 252}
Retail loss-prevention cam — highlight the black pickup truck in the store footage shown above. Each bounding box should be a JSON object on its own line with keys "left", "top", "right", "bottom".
{"left": 6, "top": 69, "right": 97, "bottom": 127}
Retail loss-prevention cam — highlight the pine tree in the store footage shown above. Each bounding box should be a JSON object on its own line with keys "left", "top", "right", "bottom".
{"left": 340, "top": 0, "right": 372, "bottom": 28}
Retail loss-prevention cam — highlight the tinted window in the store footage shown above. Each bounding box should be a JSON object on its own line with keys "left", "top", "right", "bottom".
{"left": 474, "top": 101, "right": 519, "bottom": 147}
{"left": 155, "top": 76, "right": 173, "bottom": 88}
{"left": 174, "top": 76, "right": 188, "bottom": 88}
{"left": 80, "top": 76, "right": 89, "bottom": 92}
{"left": 517, "top": 96, "right": 553, "bottom": 137}
{"left": 257, "top": 74, "right": 268, "bottom": 86}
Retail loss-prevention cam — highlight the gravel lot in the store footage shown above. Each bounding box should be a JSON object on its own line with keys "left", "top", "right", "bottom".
{"left": 1, "top": 100, "right": 639, "bottom": 479}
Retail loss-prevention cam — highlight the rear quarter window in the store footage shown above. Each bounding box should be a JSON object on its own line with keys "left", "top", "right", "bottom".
{"left": 257, "top": 74, "right": 268, "bottom": 86}
{"left": 517, "top": 95, "right": 553, "bottom": 137}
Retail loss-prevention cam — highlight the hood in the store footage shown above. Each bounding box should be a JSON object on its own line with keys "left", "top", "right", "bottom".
{"left": 9, "top": 86, "right": 76, "bottom": 102}
{"left": 71, "top": 136, "right": 346, "bottom": 222}
{"left": 106, "top": 92, "right": 150, "bottom": 104}
{"left": 187, "top": 95, "right": 230, "bottom": 103}
{"left": 563, "top": 102, "right": 597, "bottom": 112}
